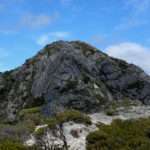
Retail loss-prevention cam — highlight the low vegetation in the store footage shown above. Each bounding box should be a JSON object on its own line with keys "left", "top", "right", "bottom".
{"left": 0, "top": 109, "right": 91, "bottom": 149}
{"left": 0, "top": 123, "right": 32, "bottom": 142}
{"left": 105, "top": 98, "right": 140, "bottom": 116}
{"left": 0, "top": 106, "right": 45, "bottom": 148}
{"left": 0, "top": 138, "right": 38, "bottom": 150}
{"left": 86, "top": 117, "right": 150, "bottom": 150}
{"left": 19, "top": 106, "right": 42, "bottom": 118}
{"left": 46, "top": 110, "right": 92, "bottom": 129}
{"left": 18, "top": 106, "right": 46, "bottom": 129}
{"left": 1, "top": 105, "right": 150, "bottom": 150}
{"left": 0, "top": 139, "right": 27, "bottom": 150}
{"left": 34, "top": 127, "right": 46, "bottom": 138}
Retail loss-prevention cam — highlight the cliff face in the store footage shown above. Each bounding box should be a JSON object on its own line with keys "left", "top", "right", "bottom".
{"left": 0, "top": 41, "right": 150, "bottom": 122}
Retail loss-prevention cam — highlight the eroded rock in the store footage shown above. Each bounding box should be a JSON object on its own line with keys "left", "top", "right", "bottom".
{"left": 0, "top": 41, "right": 150, "bottom": 122}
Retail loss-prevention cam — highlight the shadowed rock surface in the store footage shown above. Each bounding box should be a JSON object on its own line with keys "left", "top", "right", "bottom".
{"left": 0, "top": 40, "right": 150, "bottom": 122}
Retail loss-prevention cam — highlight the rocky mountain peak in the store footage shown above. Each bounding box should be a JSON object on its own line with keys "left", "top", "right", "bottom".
{"left": 0, "top": 41, "right": 150, "bottom": 122}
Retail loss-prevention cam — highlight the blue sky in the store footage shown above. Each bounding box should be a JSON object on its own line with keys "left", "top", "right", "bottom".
{"left": 0, "top": 0, "right": 150, "bottom": 74}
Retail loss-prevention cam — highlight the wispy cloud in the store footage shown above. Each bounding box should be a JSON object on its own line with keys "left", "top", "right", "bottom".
{"left": 0, "top": 11, "right": 59, "bottom": 31}
{"left": 20, "top": 12, "right": 59, "bottom": 28}
{"left": 105, "top": 42, "right": 150, "bottom": 74}
{"left": 115, "top": 0, "right": 150, "bottom": 30}
{"left": 115, "top": 17, "right": 147, "bottom": 30}
{"left": 37, "top": 32, "right": 71, "bottom": 46}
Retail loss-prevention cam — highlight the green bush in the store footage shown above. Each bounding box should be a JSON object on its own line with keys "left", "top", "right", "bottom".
{"left": 46, "top": 118, "right": 58, "bottom": 129}
{"left": 104, "top": 99, "right": 139, "bottom": 116}
{"left": 86, "top": 118, "right": 150, "bottom": 150}
{"left": 0, "top": 139, "right": 27, "bottom": 150}
{"left": 56, "top": 110, "right": 92, "bottom": 125}
{"left": 19, "top": 107, "right": 46, "bottom": 129}
{"left": 0, "top": 123, "right": 32, "bottom": 142}
{"left": 0, "top": 107, "right": 46, "bottom": 142}
{"left": 105, "top": 108, "right": 116, "bottom": 116}
{"left": 46, "top": 110, "right": 92, "bottom": 129}
{"left": 19, "top": 107, "right": 41, "bottom": 117}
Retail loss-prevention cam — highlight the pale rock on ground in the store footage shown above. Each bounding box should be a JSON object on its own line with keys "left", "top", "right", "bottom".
{"left": 35, "top": 124, "right": 48, "bottom": 132}
{"left": 24, "top": 135, "right": 36, "bottom": 146}
{"left": 63, "top": 122, "right": 97, "bottom": 150}
{"left": 90, "top": 105, "right": 150, "bottom": 125}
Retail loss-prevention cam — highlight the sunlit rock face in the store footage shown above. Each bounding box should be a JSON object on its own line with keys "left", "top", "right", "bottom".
{"left": 0, "top": 41, "right": 150, "bottom": 122}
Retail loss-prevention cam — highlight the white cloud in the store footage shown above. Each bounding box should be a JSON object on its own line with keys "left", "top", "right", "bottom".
{"left": 37, "top": 32, "right": 71, "bottom": 46}
{"left": 37, "top": 35, "right": 49, "bottom": 47}
{"left": 20, "top": 12, "right": 59, "bottom": 28}
{"left": 105, "top": 42, "right": 150, "bottom": 74}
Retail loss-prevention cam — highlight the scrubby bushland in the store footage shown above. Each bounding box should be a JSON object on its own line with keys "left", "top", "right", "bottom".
{"left": 0, "top": 106, "right": 46, "bottom": 146}
{"left": 19, "top": 106, "right": 45, "bottom": 127}
{"left": 104, "top": 98, "right": 140, "bottom": 116}
{"left": 0, "top": 139, "right": 27, "bottom": 150}
{"left": 0, "top": 138, "right": 38, "bottom": 150}
{"left": 19, "top": 106, "right": 42, "bottom": 117}
{"left": 0, "top": 123, "right": 31, "bottom": 142}
{"left": 86, "top": 118, "right": 150, "bottom": 150}
{"left": 46, "top": 110, "right": 92, "bottom": 129}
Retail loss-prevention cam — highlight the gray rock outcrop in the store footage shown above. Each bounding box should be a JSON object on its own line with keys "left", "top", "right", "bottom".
{"left": 0, "top": 41, "right": 150, "bottom": 122}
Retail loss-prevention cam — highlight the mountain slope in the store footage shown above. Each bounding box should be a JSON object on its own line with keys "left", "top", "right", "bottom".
{"left": 0, "top": 40, "right": 150, "bottom": 122}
